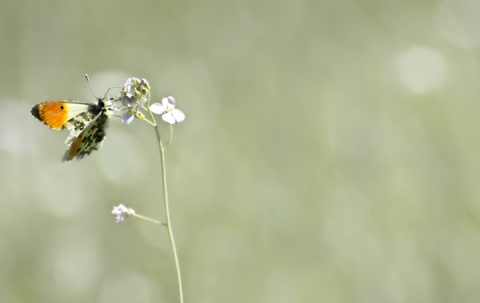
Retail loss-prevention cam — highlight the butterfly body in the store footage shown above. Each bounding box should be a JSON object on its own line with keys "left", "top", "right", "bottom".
{"left": 31, "top": 98, "right": 113, "bottom": 162}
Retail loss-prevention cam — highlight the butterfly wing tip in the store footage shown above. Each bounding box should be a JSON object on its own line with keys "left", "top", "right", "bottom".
{"left": 31, "top": 105, "right": 40, "bottom": 120}
{"left": 61, "top": 153, "right": 72, "bottom": 162}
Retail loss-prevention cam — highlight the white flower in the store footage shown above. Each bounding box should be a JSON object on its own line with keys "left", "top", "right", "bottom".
{"left": 122, "top": 78, "right": 135, "bottom": 98}
{"left": 150, "top": 96, "right": 185, "bottom": 124}
{"left": 121, "top": 98, "right": 148, "bottom": 125}
{"left": 111, "top": 204, "right": 135, "bottom": 223}
{"left": 122, "top": 111, "right": 136, "bottom": 125}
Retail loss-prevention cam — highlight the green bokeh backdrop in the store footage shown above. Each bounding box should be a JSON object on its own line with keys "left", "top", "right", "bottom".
{"left": 1, "top": 0, "right": 480, "bottom": 302}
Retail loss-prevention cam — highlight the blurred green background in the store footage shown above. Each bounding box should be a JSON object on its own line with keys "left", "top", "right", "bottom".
{"left": 1, "top": 0, "right": 480, "bottom": 302}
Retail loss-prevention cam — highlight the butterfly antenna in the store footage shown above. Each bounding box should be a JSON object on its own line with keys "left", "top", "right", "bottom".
{"left": 85, "top": 74, "right": 122, "bottom": 103}
{"left": 84, "top": 74, "right": 99, "bottom": 99}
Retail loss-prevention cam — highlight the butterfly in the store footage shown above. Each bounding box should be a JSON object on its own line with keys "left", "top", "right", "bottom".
{"left": 31, "top": 98, "right": 114, "bottom": 162}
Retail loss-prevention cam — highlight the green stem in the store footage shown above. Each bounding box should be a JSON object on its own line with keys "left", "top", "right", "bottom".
{"left": 154, "top": 126, "right": 184, "bottom": 303}
{"left": 132, "top": 213, "right": 164, "bottom": 225}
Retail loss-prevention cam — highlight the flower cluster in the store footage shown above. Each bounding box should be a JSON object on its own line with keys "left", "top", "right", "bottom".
{"left": 111, "top": 77, "right": 185, "bottom": 224}
{"left": 112, "top": 204, "right": 136, "bottom": 223}
{"left": 117, "top": 77, "right": 185, "bottom": 126}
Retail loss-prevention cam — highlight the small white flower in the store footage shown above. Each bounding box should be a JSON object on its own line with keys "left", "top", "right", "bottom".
{"left": 122, "top": 78, "right": 135, "bottom": 98}
{"left": 112, "top": 204, "right": 135, "bottom": 223}
{"left": 150, "top": 96, "right": 185, "bottom": 124}
{"left": 121, "top": 97, "right": 148, "bottom": 125}
{"left": 122, "top": 112, "right": 136, "bottom": 125}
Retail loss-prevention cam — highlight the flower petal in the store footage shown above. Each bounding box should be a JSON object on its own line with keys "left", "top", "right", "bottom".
{"left": 123, "top": 78, "right": 135, "bottom": 97}
{"left": 122, "top": 112, "right": 135, "bottom": 125}
{"left": 150, "top": 103, "right": 166, "bottom": 115}
{"left": 162, "top": 112, "right": 176, "bottom": 124}
{"left": 121, "top": 96, "right": 134, "bottom": 107}
{"left": 134, "top": 97, "right": 148, "bottom": 110}
{"left": 162, "top": 96, "right": 176, "bottom": 110}
{"left": 112, "top": 204, "right": 128, "bottom": 223}
{"left": 171, "top": 109, "right": 185, "bottom": 123}
{"left": 166, "top": 96, "right": 176, "bottom": 105}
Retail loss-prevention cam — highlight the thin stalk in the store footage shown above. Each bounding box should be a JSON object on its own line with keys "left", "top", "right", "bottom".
{"left": 154, "top": 126, "right": 184, "bottom": 303}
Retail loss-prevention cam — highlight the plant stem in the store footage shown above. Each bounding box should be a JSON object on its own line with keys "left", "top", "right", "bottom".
{"left": 132, "top": 213, "right": 163, "bottom": 225}
{"left": 154, "top": 126, "right": 184, "bottom": 303}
